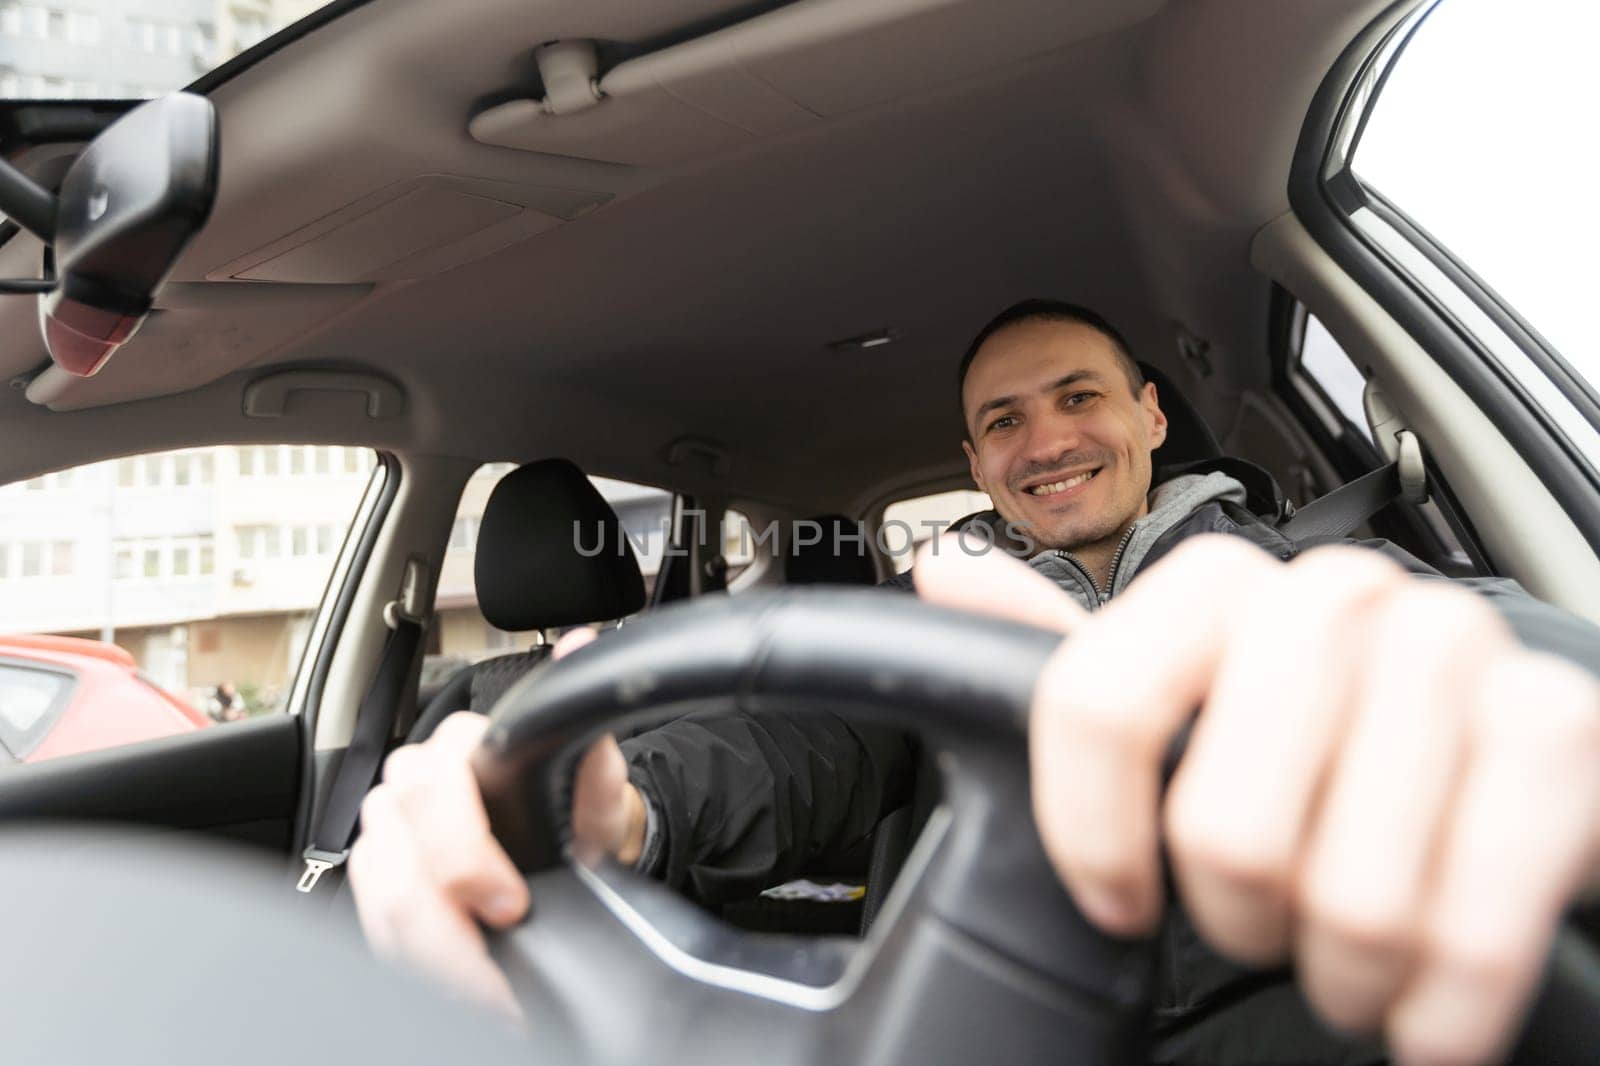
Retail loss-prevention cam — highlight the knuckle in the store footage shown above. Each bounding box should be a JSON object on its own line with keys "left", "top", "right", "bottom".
{"left": 1166, "top": 799, "right": 1290, "bottom": 901}
{"left": 1285, "top": 545, "right": 1409, "bottom": 608}
{"left": 1156, "top": 534, "right": 1276, "bottom": 592}
{"left": 1386, "top": 1021, "right": 1480, "bottom": 1066}
{"left": 433, "top": 710, "right": 488, "bottom": 744}
{"left": 1298, "top": 882, "right": 1415, "bottom": 961}
{"left": 1419, "top": 929, "right": 1524, "bottom": 993}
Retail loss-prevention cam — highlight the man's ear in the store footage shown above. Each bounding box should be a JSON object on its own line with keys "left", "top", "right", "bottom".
{"left": 1141, "top": 381, "right": 1168, "bottom": 450}
{"left": 962, "top": 439, "right": 987, "bottom": 493}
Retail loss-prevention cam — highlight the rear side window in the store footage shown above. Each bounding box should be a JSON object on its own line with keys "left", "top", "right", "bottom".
{"left": 881, "top": 489, "right": 992, "bottom": 574}
{"left": 0, "top": 662, "right": 74, "bottom": 758}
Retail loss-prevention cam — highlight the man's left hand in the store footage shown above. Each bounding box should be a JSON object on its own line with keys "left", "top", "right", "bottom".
{"left": 915, "top": 534, "right": 1600, "bottom": 1066}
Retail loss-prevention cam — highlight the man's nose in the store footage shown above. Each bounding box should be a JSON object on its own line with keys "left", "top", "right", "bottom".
{"left": 1021, "top": 411, "right": 1080, "bottom": 464}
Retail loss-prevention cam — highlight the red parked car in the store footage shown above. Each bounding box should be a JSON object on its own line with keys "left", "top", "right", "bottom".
{"left": 0, "top": 635, "right": 211, "bottom": 765}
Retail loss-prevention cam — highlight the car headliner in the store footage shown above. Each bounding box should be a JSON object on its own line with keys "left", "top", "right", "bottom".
{"left": 0, "top": 0, "right": 1394, "bottom": 515}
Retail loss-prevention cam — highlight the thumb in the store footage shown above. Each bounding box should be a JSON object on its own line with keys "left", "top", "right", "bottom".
{"left": 571, "top": 734, "right": 643, "bottom": 866}
{"left": 552, "top": 626, "right": 599, "bottom": 661}
{"left": 913, "top": 532, "right": 1086, "bottom": 635}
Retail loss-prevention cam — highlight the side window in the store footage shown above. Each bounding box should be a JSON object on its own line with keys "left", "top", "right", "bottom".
{"left": 0, "top": 446, "right": 379, "bottom": 765}
{"left": 427, "top": 466, "right": 673, "bottom": 684}
{"left": 1295, "top": 312, "right": 1374, "bottom": 446}
{"left": 1339, "top": 0, "right": 1600, "bottom": 462}
{"left": 880, "top": 489, "right": 992, "bottom": 574}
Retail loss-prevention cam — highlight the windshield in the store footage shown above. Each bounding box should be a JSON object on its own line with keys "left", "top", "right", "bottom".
{"left": 0, "top": 0, "right": 328, "bottom": 101}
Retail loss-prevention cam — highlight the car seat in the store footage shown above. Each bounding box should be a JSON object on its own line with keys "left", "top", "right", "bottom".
{"left": 406, "top": 459, "right": 646, "bottom": 743}
{"left": 785, "top": 514, "right": 878, "bottom": 586}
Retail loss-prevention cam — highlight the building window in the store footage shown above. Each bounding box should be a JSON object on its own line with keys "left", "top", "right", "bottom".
{"left": 199, "top": 541, "right": 215, "bottom": 575}
{"left": 173, "top": 455, "right": 194, "bottom": 487}
{"left": 20, "top": 542, "right": 42, "bottom": 577}
{"left": 289, "top": 447, "right": 307, "bottom": 476}
{"left": 172, "top": 546, "right": 193, "bottom": 577}
{"left": 114, "top": 549, "right": 134, "bottom": 580}
{"left": 49, "top": 540, "right": 72, "bottom": 576}
{"left": 291, "top": 527, "right": 309, "bottom": 557}
{"left": 142, "top": 547, "right": 161, "bottom": 578}
{"left": 0, "top": 544, "right": 9, "bottom": 580}
{"left": 262, "top": 447, "right": 280, "bottom": 476}
{"left": 316, "top": 524, "right": 336, "bottom": 555}
{"left": 237, "top": 447, "right": 256, "bottom": 476}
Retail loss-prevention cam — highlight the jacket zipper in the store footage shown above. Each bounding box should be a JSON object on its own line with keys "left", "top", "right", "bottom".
{"left": 1055, "top": 524, "right": 1138, "bottom": 607}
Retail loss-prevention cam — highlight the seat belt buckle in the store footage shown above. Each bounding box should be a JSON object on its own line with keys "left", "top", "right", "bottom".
{"left": 297, "top": 847, "right": 350, "bottom": 893}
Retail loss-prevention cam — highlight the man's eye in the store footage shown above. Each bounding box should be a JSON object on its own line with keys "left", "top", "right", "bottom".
{"left": 987, "top": 415, "right": 1018, "bottom": 433}
{"left": 1063, "top": 391, "right": 1098, "bottom": 408}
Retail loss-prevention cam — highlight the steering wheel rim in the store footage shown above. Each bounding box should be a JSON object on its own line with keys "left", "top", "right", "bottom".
{"left": 472, "top": 588, "right": 1600, "bottom": 1066}
{"left": 474, "top": 588, "right": 1156, "bottom": 1066}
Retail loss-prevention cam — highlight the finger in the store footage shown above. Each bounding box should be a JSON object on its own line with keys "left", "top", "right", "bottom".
{"left": 553, "top": 626, "right": 599, "bottom": 661}
{"left": 914, "top": 532, "right": 1087, "bottom": 634}
{"left": 1164, "top": 547, "right": 1409, "bottom": 965}
{"left": 1294, "top": 583, "right": 1491, "bottom": 1033}
{"left": 396, "top": 715, "right": 529, "bottom": 928}
{"left": 1030, "top": 535, "right": 1278, "bottom": 936}
{"left": 350, "top": 783, "right": 416, "bottom": 958}
{"left": 380, "top": 742, "right": 428, "bottom": 786}
{"left": 377, "top": 864, "right": 525, "bottom": 1020}
{"left": 354, "top": 762, "right": 525, "bottom": 1022}
{"left": 1388, "top": 651, "right": 1600, "bottom": 1066}
{"left": 571, "top": 734, "right": 636, "bottom": 864}
{"left": 429, "top": 709, "right": 493, "bottom": 753}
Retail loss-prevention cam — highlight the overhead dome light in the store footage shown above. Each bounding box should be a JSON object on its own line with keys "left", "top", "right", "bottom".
{"left": 828, "top": 328, "right": 899, "bottom": 352}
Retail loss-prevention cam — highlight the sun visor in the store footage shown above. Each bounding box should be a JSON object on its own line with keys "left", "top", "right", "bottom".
{"left": 469, "top": 0, "right": 1163, "bottom": 167}
{"left": 208, "top": 175, "right": 611, "bottom": 285}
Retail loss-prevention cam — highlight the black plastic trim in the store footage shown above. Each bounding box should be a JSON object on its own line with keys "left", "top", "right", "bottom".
{"left": 290, "top": 450, "right": 399, "bottom": 855}
{"left": 1287, "top": 0, "right": 1600, "bottom": 559}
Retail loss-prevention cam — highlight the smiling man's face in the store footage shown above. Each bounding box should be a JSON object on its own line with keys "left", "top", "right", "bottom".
{"left": 961, "top": 317, "right": 1168, "bottom": 556}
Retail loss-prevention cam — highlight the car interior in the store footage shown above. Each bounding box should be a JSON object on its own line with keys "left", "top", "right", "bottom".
{"left": 0, "top": 0, "right": 1598, "bottom": 1062}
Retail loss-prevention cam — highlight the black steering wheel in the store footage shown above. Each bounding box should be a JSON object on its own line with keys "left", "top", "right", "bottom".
{"left": 472, "top": 588, "right": 1600, "bottom": 1066}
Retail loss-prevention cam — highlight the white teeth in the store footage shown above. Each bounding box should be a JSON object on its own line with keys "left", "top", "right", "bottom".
{"left": 1028, "top": 470, "right": 1096, "bottom": 496}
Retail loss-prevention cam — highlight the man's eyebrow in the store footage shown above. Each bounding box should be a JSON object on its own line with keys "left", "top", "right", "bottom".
{"left": 973, "top": 371, "right": 1103, "bottom": 422}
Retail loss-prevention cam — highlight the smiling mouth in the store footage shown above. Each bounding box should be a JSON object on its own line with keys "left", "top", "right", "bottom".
{"left": 1024, "top": 468, "right": 1100, "bottom": 498}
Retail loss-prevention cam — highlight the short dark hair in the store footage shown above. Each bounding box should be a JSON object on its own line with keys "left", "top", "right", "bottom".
{"left": 957, "top": 300, "right": 1144, "bottom": 417}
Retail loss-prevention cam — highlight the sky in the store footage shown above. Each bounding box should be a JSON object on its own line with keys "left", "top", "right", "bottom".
{"left": 1354, "top": 0, "right": 1600, "bottom": 385}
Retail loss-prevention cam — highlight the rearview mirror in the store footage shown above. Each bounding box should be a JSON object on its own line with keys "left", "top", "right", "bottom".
{"left": 0, "top": 93, "right": 218, "bottom": 377}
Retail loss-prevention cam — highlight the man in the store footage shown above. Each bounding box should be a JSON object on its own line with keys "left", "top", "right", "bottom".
{"left": 352, "top": 300, "right": 1600, "bottom": 1065}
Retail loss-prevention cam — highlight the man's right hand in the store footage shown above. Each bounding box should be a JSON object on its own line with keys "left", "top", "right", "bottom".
{"left": 348, "top": 627, "right": 643, "bottom": 1018}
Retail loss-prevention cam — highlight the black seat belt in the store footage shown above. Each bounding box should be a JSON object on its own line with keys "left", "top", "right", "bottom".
{"left": 297, "top": 557, "right": 430, "bottom": 895}
{"left": 1281, "top": 430, "right": 1428, "bottom": 542}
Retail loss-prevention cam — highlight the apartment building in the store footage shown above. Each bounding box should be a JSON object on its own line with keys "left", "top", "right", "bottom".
{"left": 0, "top": 450, "right": 675, "bottom": 712}
{"left": 0, "top": 0, "right": 322, "bottom": 100}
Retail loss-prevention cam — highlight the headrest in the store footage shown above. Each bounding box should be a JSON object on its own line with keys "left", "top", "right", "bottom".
{"left": 474, "top": 459, "right": 646, "bottom": 631}
{"left": 1138, "top": 361, "right": 1221, "bottom": 465}
{"left": 785, "top": 514, "right": 878, "bottom": 586}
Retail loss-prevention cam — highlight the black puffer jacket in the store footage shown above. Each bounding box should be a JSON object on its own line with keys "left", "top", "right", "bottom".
{"left": 616, "top": 457, "right": 1600, "bottom": 1064}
